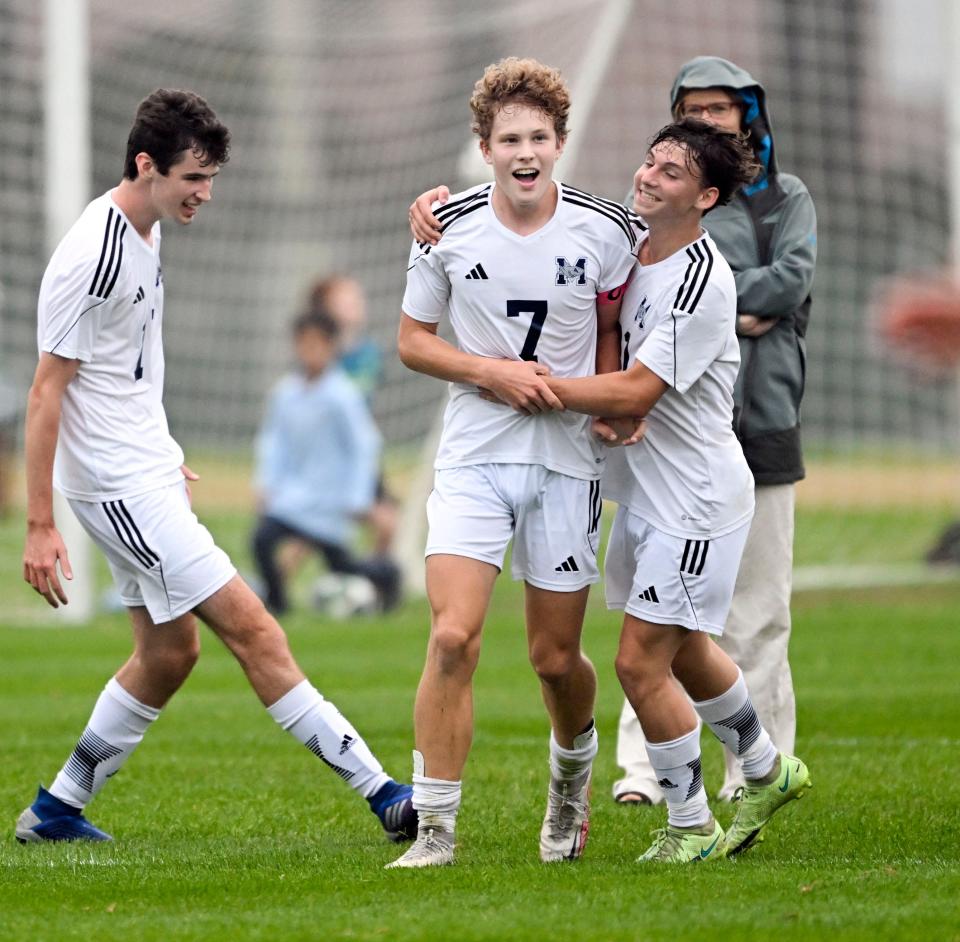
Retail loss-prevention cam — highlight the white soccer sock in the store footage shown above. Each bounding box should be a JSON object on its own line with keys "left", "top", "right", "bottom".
{"left": 644, "top": 727, "right": 711, "bottom": 829}
{"left": 411, "top": 750, "right": 460, "bottom": 833}
{"left": 693, "top": 670, "right": 778, "bottom": 781}
{"left": 268, "top": 680, "right": 389, "bottom": 799}
{"left": 49, "top": 677, "right": 160, "bottom": 809}
{"left": 549, "top": 721, "right": 598, "bottom": 782}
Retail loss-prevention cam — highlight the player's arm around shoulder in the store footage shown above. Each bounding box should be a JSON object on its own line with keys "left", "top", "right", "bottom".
{"left": 408, "top": 186, "right": 450, "bottom": 246}
{"left": 23, "top": 352, "right": 81, "bottom": 607}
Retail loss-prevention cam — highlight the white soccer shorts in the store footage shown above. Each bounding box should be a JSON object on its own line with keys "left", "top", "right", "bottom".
{"left": 425, "top": 464, "right": 602, "bottom": 592}
{"left": 604, "top": 506, "right": 752, "bottom": 635}
{"left": 69, "top": 480, "right": 236, "bottom": 624}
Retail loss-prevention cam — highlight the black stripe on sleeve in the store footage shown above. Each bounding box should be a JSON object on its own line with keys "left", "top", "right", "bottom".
{"left": 433, "top": 185, "right": 492, "bottom": 224}
{"left": 88, "top": 207, "right": 115, "bottom": 296}
{"left": 564, "top": 185, "right": 647, "bottom": 245}
{"left": 561, "top": 194, "right": 636, "bottom": 247}
{"left": 439, "top": 199, "right": 487, "bottom": 234}
{"left": 684, "top": 241, "right": 714, "bottom": 313}
{"left": 102, "top": 222, "right": 128, "bottom": 299}
{"left": 678, "top": 243, "right": 706, "bottom": 311}
{"left": 563, "top": 184, "right": 637, "bottom": 225}
{"left": 673, "top": 255, "right": 696, "bottom": 309}
{"left": 94, "top": 215, "right": 123, "bottom": 299}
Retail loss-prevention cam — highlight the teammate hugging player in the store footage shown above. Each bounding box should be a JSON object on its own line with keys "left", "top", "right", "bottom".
{"left": 18, "top": 89, "right": 416, "bottom": 846}
{"left": 543, "top": 119, "right": 813, "bottom": 862}
{"left": 387, "top": 57, "right": 640, "bottom": 868}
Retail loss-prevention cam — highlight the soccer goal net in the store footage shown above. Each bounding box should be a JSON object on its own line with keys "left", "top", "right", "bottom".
{"left": 1, "top": 0, "right": 957, "bottom": 614}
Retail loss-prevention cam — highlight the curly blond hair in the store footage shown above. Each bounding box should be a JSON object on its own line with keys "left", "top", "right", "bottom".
{"left": 470, "top": 57, "right": 570, "bottom": 142}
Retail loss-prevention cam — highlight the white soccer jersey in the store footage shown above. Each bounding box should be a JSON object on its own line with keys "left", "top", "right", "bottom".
{"left": 602, "top": 229, "right": 754, "bottom": 538}
{"left": 403, "top": 181, "right": 639, "bottom": 480}
{"left": 37, "top": 190, "right": 185, "bottom": 501}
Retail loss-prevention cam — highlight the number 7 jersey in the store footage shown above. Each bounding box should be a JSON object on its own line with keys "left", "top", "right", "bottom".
{"left": 403, "top": 181, "right": 640, "bottom": 480}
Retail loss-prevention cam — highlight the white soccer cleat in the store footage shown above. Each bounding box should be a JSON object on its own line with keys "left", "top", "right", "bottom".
{"left": 539, "top": 768, "right": 591, "bottom": 862}
{"left": 384, "top": 826, "right": 455, "bottom": 869}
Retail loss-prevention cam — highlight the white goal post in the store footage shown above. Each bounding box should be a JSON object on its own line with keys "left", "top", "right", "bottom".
{"left": 45, "top": 0, "right": 95, "bottom": 623}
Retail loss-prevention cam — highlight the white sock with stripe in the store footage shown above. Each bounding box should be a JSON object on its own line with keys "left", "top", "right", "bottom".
{"left": 644, "top": 727, "right": 711, "bottom": 829}
{"left": 49, "top": 677, "right": 160, "bottom": 809}
{"left": 693, "top": 670, "right": 778, "bottom": 781}
{"left": 268, "top": 680, "right": 389, "bottom": 799}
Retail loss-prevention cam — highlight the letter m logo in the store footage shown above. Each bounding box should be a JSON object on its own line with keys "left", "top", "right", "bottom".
{"left": 555, "top": 256, "right": 587, "bottom": 286}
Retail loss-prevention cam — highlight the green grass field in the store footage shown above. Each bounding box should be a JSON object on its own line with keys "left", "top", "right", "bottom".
{"left": 1, "top": 506, "right": 959, "bottom": 941}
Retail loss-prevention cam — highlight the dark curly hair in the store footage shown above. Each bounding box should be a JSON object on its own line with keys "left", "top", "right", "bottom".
{"left": 649, "top": 118, "right": 760, "bottom": 212}
{"left": 123, "top": 89, "right": 230, "bottom": 180}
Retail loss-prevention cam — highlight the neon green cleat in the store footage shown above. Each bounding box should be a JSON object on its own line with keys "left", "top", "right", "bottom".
{"left": 637, "top": 818, "right": 724, "bottom": 863}
{"left": 720, "top": 753, "right": 812, "bottom": 858}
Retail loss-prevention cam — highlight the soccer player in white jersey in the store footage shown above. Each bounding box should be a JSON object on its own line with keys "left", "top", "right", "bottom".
{"left": 387, "top": 58, "right": 639, "bottom": 869}
{"left": 17, "top": 89, "right": 417, "bottom": 846}
{"left": 542, "top": 119, "right": 812, "bottom": 862}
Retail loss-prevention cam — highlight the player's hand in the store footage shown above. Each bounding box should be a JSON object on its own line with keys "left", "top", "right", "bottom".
{"left": 181, "top": 463, "right": 200, "bottom": 506}
{"left": 409, "top": 186, "right": 449, "bottom": 246}
{"left": 737, "top": 313, "right": 776, "bottom": 337}
{"left": 478, "top": 360, "right": 563, "bottom": 414}
{"left": 592, "top": 416, "right": 647, "bottom": 446}
{"left": 23, "top": 523, "right": 72, "bottom": 608}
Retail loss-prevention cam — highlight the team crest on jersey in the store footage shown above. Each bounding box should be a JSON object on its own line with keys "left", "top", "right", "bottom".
{"left": 555, "top": 256, "right": 587, "bottom": 286}
{"left": 633, "top": 296, "right": 651, "bottom": 330}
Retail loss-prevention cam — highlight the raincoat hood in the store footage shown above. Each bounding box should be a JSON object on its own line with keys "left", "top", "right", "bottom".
{"left": 670, "top": 56, "right": 777, "bottom": 191}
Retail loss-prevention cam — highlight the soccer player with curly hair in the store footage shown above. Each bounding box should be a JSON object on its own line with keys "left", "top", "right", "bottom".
{"left": 388, "top": 58, "right": 640, "bottom": 868}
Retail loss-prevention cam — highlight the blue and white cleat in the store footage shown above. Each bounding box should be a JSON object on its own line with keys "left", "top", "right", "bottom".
{"left": 369, "top": 780, "right": 418, "bottom": 843}
{"left": 15, "top": 785, "right": 113, "bottom": 843}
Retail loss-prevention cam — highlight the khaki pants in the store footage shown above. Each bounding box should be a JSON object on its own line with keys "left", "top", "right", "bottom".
{"left": 612, "top": 484, "right": 797, "bottom": 802}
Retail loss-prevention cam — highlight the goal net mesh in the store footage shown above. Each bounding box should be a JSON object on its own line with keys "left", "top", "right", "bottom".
{"left": 1, "top": 0, "right": 957, "bottom": 594}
